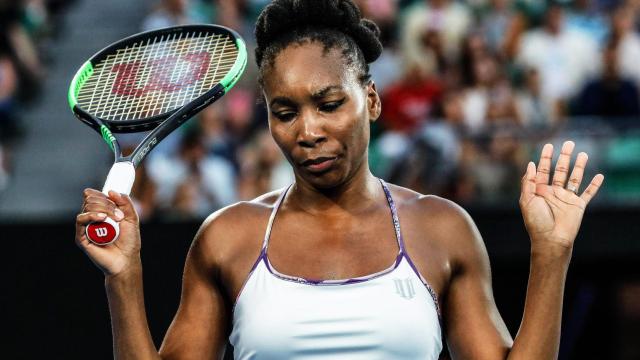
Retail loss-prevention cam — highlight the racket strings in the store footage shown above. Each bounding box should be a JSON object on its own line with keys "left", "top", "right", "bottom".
{"left": 77, "top": 31, "right": 239, "bottom": 122}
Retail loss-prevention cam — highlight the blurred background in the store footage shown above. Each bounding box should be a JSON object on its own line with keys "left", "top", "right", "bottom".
{"left": 1, "top": 0, "right": 639, "bottom": 359}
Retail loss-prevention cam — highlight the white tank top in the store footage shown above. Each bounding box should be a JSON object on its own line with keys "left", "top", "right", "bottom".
{"left": 230, "top": 179, "right": 443, "bottom": 359}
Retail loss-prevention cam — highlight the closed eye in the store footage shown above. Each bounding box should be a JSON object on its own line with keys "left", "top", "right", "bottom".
{"left": 319, "top": 98, "right": 345, "bottom": 113}
{"left": 273, "top": 111, "right": 297, "bottom": 122}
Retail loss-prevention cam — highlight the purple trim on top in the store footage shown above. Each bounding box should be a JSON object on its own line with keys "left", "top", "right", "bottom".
{"left": 264, "top": 251, "right": 404, "bottom": 286}
{"left": 261, "top": 178, "right": 405, "bottom": 286}
{"left": 379, "top": 179, "right": 442, "bottom": 320}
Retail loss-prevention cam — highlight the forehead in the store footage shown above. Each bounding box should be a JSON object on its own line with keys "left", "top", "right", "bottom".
{"left": 261, "top": 41, "right": 358, "bottom": 99}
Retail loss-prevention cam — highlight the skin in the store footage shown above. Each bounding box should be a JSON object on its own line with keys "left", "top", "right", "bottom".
{"left": 75, "top": 41, "right": 604, "bottom": 359}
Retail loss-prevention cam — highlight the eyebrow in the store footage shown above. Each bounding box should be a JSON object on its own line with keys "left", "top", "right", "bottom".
{"left": 311, "top": 85, "right": 344, "bottom": 100}
{"left": 269, "top": 85, "right": 345, "bottom": 108}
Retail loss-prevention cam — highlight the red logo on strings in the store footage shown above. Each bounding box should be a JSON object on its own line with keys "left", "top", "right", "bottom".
{"left": 111, "top": 51, "right": 211, "bottom": 97}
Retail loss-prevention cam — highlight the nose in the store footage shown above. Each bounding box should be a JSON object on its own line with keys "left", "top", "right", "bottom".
{"left": 296, "top": 110, "right": 327, "bottom": 148}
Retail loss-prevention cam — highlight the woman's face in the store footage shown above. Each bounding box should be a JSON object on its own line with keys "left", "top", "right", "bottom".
{"left": 261, "top": 41, "right": 380, "bottom": 189}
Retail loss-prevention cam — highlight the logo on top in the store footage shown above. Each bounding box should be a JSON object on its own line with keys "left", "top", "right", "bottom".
{"left": 394, "top": 278, "right": 416, "bottom": 300}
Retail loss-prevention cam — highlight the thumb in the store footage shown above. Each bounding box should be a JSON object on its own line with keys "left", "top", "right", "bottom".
{"left": 108, "top": 191, "right": 138, "bottom": 222}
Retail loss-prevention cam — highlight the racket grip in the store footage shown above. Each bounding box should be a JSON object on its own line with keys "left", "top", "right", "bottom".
{"left": 101, "top": 161, "right": 136, "bottom": 196}
{"left": 85, "top": 161, "right": 136, "bottom": 246}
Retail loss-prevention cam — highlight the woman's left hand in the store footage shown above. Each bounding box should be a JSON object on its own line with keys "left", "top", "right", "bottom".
{"left": 519, "top": 141, "right": 604, "bottom": 254}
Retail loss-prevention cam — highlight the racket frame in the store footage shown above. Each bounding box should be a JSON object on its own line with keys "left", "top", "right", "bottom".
{"left": 68, "top": 24, "right": 247, "bottom": 245}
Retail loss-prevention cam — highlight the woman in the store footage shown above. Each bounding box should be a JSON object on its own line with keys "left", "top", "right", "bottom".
{"left": 75, "top": 1, "right": 604, "bottom": 358}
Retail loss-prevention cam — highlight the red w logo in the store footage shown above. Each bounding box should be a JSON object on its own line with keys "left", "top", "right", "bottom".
{"left": 111, "top": 51, "right": 211, "bottom": 97}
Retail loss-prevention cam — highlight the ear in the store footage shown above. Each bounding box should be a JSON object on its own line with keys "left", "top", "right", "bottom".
{"left": 366, "top": 81, "right": 381, "bottom": 123}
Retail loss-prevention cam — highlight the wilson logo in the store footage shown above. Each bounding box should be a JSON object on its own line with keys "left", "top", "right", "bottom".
{"left": 95, "top": 227, "right": 108, "bottom": 237}
{"left": 394, "top": 278, "right": 416, "bottom": 300}
{"left": 111, "top": 51, "right": 211, "bottom": 97}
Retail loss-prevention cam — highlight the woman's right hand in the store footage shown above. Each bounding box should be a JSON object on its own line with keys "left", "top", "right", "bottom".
{"left": 75, "top": 189, "right": 142, "bottom": 276}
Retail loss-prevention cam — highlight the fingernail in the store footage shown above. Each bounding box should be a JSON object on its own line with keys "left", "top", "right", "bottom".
{"left": 97, "top": 213, "right": 107, "bottom": 218}
{"left": 114, "top": 209, "right": 124, "bottom": 220}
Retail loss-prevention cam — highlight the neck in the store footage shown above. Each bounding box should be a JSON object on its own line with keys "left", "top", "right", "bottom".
{"left": 288, "top": 161, "right": 381, "bottom": 216}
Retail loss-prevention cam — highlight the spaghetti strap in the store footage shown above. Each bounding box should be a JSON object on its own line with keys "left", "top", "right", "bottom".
{"left": 379, "top": 178, "right": 406, "bottom": 253}
{"left": 261, "top": 185, "right": 292, "bottom": 250}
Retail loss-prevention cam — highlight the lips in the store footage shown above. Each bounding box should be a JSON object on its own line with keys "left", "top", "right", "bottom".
{"left": 300, "top": 156, "right": 338, "bottom": 173}
{"left": 301, "top": 156, "right": 337, "bottom": 166}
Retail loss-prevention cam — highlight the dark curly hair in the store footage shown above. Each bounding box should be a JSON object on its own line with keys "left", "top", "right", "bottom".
{"left": 254, "top": 0, "right": 383, "bottom": 85}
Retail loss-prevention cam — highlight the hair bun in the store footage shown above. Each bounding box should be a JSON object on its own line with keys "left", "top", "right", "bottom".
{"left": 352, "top": 19, "right": 383, "bottom": 63}
{"left": 255, "top": 0, "right": 382, "bottom": 65}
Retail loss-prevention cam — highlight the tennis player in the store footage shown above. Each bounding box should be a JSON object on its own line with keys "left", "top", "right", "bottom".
{"left": 75, "top": 1, "right": 604, "bottom": 358}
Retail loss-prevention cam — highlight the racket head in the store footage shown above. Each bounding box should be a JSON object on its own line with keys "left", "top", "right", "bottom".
{"left": 68, "top": 24, "right": 247, "bottom": 134}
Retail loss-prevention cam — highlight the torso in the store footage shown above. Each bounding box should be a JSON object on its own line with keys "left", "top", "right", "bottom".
{"left": 214, "top": 181, "right": 455, "bottom": 323}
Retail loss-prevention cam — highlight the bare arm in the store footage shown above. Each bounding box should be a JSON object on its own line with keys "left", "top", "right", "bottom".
{"left": 509, "top": 141, "right": 603, "bottom": 359}
{"left": 76, "top": 190, "right": 230, "bottom": 359}
{"left": 105, "top": 259, "right": 161, "bottom": 360}
{"left": 443, "top": 141, "right": 603, "bottom": 359}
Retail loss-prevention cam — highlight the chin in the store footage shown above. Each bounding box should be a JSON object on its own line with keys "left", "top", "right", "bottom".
{"left": 296, "top": 167, "right": 350, "bottom": 190}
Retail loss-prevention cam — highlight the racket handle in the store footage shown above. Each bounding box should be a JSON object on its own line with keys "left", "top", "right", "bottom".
{"left": 85, "top": 161, "right": 136, "bottom": 246}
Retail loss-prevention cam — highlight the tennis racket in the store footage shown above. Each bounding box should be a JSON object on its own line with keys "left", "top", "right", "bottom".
{"left": 68, "top": 24, "right": 247, "bottom": 245}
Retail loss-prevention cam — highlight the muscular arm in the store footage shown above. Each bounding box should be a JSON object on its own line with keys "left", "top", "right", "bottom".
{"left": 439, "top": 200, "right": 569, "bottom": 359}
{"left": 444, "top": 141, "right": 602, "bottom": 359}
{"left": 438, "top": 200, "right": 512, "bottom": 359}
{"left": 443, "top": 208, "right": 570, "bottom": 360}
{"left": 443, "top": 200, "right": 570, "bottom": 360}
{"left": 159, "top": 213, "right": 231, "bottom": 359}
{"left": 105, "top": 212, "right": 231, "bottom": 360}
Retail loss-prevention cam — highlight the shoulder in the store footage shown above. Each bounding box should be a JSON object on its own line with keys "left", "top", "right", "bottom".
{"left": 385, "top": 182, "right": 486, "bottom": 269}
{"left": 191, "top": 188, "right": 286, "bottom": 267}
{"left": 385, "top": 182, "right": 476, "bottom": 231}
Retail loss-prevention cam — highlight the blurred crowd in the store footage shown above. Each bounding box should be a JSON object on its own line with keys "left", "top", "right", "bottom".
{"left": 0, "top": 0, "right": 75, "bottom": 191}
{"left": 128, "top": 0, "right": 640, "bottom": 221}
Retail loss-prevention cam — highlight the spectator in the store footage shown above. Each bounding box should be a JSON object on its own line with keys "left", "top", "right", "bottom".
{"left": 459, "top": 40, "right": 520, "bottom": 133}
{"left": 610, "top": 3, "right": 640, "bottom": 85}
{"left": 0, "top": 45, "right": 18, "bottom": 143}
{"left": 193, "top": 0, "right": 253, "bottom": 37}
{"left": 358, "top": 0, "right": 403, "bottom": 92}
{"left": 147, "top": 129, "right": 237, "bottom": 218}
{"left": 400, "top": 0, "right": 472, "bottom": 75}
{"left": 515, "top": 67, "right": 558, "bottom": 127}
{"left": 516, "top": 1, "right": 600, "bottom": 115}
{"left": 479, "top": 0, "right": 516, "bottom": 54}
{"left": 458, "top": 127, "right": 524, "bottom": 203}
{"left": 573, "top": 41, "right": 640, "bottom": 117}
{"left": 237, "top": 129, "right": 292, "bottom": 200}
{"left": 565, "top": 0, "right": 608, "bottom": 45}
{"left": 379, "top": 61, "right": 444, "bottom": 133}
{"left": 141, "top": 0, "right": 206, "bottom": 31}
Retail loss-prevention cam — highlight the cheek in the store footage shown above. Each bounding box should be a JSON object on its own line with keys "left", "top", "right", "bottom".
{"left": 338, "top": 99, "right": 370, "bottom": 152}
{"left": 268, "top": 121, "right": 290, "bottom": 153}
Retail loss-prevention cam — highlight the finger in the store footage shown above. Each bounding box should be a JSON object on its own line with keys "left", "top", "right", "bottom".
{"left": 83, "top": 202, "right": 124, "bottom": 221}
{"left": 519, "top": 161, "right": 536, "bottom": 207}
{"left": 84, "top": 195, "right": 118, "bottom": 211}
{"left": 536, "top": 143, "right": 554, "bottom": 185}
{"left": 520, "top": 161, "right": 536, "bottom": 200}
{"left": 567, "top": 152, "right": 588, "bottom": 194}
{"left": 580, "top": 174, "right": 605, "bottom": 205}
{"left": 108, "top": 191, "right": 138, "bottom": 222}
{"left": 552, "top": 140, "right": 575, "bottom": 188}
{"left": 83, "top": 188, "right": 107, "bottom": 199}
{"left": 76, "top": 211, "right": 108, "bottom": 226}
